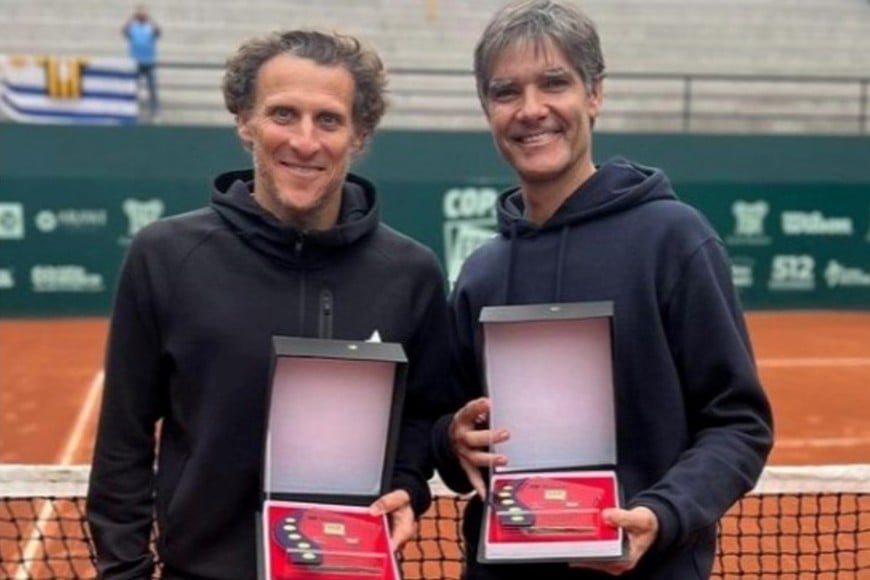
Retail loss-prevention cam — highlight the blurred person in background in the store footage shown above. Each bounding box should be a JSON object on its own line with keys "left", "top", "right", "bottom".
{"left": 123, "top": 4, "right": 161, "bottom": 120}
{"left": 431, "top": 1, "right": 774, "bottom": 578}
{"left": 87, "top": 29, "right": 449, "bottom": 579}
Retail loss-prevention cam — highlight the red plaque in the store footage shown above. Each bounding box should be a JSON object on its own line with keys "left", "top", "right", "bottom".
{"left": 264, "top": 501, "right": 399, "bottom": 579}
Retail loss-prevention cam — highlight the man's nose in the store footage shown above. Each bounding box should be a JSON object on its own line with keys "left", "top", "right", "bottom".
{"left": 517, "top": 87, "right": 547, "bottom": 121}
{"left": 288, "top": 118, "right": 320, "bottom": 158}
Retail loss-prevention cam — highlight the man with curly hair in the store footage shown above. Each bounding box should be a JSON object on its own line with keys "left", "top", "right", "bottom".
{"left": 88, "top": 29, "right": 449, "bottom": 579}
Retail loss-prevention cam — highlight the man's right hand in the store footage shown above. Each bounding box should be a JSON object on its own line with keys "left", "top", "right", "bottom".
{"left": 448, "top": 397, "right": 509, "bottom": 499}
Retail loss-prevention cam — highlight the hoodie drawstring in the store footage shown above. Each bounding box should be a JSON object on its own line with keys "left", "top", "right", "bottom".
{"left": 503, "top": 222, "right": 519, "bottom": 304}
{"left": 504, "top": 223, "right": 570, "bottom": 304}
{"left": 553, "top": 226, "right": 569, "bottom": 302}
{"left": 318, "top": 288, "right": 334, "bottom": 339}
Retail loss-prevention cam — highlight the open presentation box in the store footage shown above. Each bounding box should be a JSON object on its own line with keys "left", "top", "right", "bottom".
{"left": 257, "top": 336, "right": 407, "bottom": 580}
{"left": 477, "top": 301, "right": 628, "bottom": 564}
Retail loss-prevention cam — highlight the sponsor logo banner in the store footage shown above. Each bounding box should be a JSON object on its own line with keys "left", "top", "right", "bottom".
{"left": 768, "top": 255, "right": 816, "bottom": 291}
{"left": 119, "top": 198, "right": 165, "bottom": 245}
{"left": 781, "top": 211, "right": 853, "bottom": 236}
{"left": 34, "top": 208, "right": 108, "bottom": 233}
{"left": 730, "top": 257, "right": 755, "bottom": 289}
{"left": 0, "top": 202, "right": 25, "bottom": 239}
{"left": 30, "top": 264, "right": 104, "bottom": 293}
{"left": 442, "top": 187, "right": 498, "bottom": 284}
{"left": 0, "top": 267, "right": 14, "bottom": 289}
{"left": 824, "top": 260, "right": 870, "bottom": 288}
{"left": 727, "top": 200, "right": 771, "bottom": 245}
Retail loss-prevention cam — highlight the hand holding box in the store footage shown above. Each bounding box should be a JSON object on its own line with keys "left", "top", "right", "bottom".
{"left": 478, "top": 302, "right": 628, "bottom": 563}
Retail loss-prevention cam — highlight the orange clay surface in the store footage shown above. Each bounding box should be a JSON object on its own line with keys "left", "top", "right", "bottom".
{"left": 2, "top": 312, "right": 868, "bottom": 466}
{"left": 1, "top": 313, "right": 868, "bottom": 579}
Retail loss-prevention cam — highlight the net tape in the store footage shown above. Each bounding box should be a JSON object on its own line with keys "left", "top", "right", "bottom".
{"left": 1, "top": 464, "right": 868, "bottom": 579}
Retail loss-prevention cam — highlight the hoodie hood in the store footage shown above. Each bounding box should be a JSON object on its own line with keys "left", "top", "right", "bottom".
{"left": 210, "top": 169, "right": 379, "bottom": 267}
{"left": 495, "top": 158, "right": 678, "bottom": 303}
{"left": 496, "top": 157, "right": 677, "bottom": 236}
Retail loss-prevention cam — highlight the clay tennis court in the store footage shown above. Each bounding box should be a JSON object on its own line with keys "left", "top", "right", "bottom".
{"left": 1, "top": 311, "right": 869, "bottom": 578}
{"left": 3, "top": 311, "right": 868, "bottom": 466}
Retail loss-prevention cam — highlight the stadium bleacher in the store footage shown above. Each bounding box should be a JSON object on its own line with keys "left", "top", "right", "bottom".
{"left": 1, "top": 0, "right": 869, "bottom": 130}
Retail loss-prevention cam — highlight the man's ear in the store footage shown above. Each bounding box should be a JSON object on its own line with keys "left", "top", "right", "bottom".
{"left": 351, "top": 131, "right": 366, "bottom": 155}
{"left": 588, "top": 79, "right": 604, "bottom": 120}
{"left": 481, "top": 98, "right": 493, "bottom": 122}
{"left": 236, "top": 113, "right": 253, "bottom": 148}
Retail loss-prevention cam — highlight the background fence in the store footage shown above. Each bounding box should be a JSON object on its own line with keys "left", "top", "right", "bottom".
{"left": 151, "top": 63, "right": 870, "bottom": 134}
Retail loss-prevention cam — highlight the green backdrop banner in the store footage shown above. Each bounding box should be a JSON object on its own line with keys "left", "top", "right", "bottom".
{"left": 1, "top": 125, "right": 868, "bottom": 316}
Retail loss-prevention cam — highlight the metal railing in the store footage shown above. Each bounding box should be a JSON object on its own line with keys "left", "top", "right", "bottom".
{"left": 4, "top": 59, "right": 867, "bottom": 134}
{"left": 155, "top": 62, "right": 870, "bottom": 134}
{"left": 604, "top": 71, "right": 870, "bottom": 134}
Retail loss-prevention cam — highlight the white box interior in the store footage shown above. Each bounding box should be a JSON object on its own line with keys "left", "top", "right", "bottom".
{"left": 484, "top": 316, "right": 616, "bottom": 471}
{"left": 265, "top": 357, "right": 395, "bottom": 496}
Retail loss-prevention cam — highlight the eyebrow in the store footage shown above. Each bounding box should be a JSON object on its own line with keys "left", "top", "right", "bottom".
{"left": 488, "top": 67, "right": 574, "bottom": 92}
{"left": 264, "top": 103, "right": 294, "bottom": 113}
{"left": 540, "top": 67, "right": 574, "bottom": 81}
{"left": 487, "top": 78, "right": 515, "bottom": 94}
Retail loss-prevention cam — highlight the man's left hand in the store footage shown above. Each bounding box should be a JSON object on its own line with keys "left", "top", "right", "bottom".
{"left": 570, "top": 506, "right": 659, "bottom": 575}
{"left": 369, "top": 489, "right": 417, "bottom": 550}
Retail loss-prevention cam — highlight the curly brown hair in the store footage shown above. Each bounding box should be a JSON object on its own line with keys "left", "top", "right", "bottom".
{"left": 223, "top": 29, "right": 387, "bottom": 147}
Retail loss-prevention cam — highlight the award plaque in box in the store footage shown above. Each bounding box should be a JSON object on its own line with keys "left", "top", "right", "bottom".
{"left": 483, "top": 471, "right": 622, "bottom": 560}
{"left": 263, "top": 500, "right": 399, "bottom": 579}
{"left": 477, "top": 302, "right": 628, "bottom": 563}
{"left": 257, "top": 336, "right": 406, "bottom": 580}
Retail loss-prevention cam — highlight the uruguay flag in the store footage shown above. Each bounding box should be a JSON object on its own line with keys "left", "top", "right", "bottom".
{"left": 0, "top": 54, "right": 138, "bottom": 124}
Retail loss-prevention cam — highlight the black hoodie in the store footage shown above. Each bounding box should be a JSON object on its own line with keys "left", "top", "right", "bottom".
{"left": 87, "top": 170, "right": 450, "bottom": 580}
{"left": 432, "top": 158, "right": 773, "bottom": 579}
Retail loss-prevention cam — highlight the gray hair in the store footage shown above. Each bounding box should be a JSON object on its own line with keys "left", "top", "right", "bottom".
{"left": 474, "top": 0, "right": 605, "bottom": 105}
{"left": 222, "top": 29, "right": 387, "bottom": 145}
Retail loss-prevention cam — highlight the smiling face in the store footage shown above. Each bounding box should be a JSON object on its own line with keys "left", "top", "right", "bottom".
{"left": 483, "top": 37, "right": 602, "bottom": 203}
{"left": 236, "top": 53, "right": 361, "bottom": 230}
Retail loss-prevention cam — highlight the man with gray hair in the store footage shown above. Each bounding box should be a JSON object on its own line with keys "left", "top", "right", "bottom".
{"left": 432, "top": 1, "right": 773, "bottom": 578}
{"left": 88, "top": 29, "right": 450, "bottom": 579}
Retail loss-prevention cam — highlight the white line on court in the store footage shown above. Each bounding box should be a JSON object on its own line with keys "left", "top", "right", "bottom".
{"left": 13, "top": 370, "right": 104, "bottom": 580}
{"left": 758, "top": 357, "right": 870, "bottom": 368}
{"left": 58, "top": 370, "right": 105, "bottom": 464}
{"left": 775, "top": 436, "right": 870, "bottom": 449}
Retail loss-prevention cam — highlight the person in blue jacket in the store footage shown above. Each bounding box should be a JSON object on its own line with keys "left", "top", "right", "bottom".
{"left": 122, "top": 5, "right": 161, "bottom": 119}
{"left": 431, "top": 1, "right": 774, "bottom": 578}
{"left": 87, "top": 29, "right": 450, "bottom": 579}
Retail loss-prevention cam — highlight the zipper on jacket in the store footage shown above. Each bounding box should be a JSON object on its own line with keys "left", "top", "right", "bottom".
{"left": 318, "top": 289, "right": 333, "bottom": 339}
{"left": 293, "top": 233, "right": 308, "bottom": 333}
{"left": 298, "top": 275, "right": 307, "bottom": 334}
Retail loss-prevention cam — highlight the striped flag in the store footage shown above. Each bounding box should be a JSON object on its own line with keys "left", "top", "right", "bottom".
{"left": 0, "top": 54, "right": 138, "bottom": 124}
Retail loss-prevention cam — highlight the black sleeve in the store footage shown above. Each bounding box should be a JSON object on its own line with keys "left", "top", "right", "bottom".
{"left": 430, "top": 281, "right": 483, "bottom": 494}
{"left": 390, "top": 257, "right": 452, "bottom": 516}
{"left": 86, "top": 239, "right": 166, "bottom": 579}
{"left": 630, "top": 239, "right": 774, "bottom": 553}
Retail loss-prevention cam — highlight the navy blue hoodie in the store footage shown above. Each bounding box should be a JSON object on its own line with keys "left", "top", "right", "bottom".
{"left": 432, "top": 158, "right": 773, "bottom": 579}
{"left": 88, "top": 171, "right": 450, "bottom": 579}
